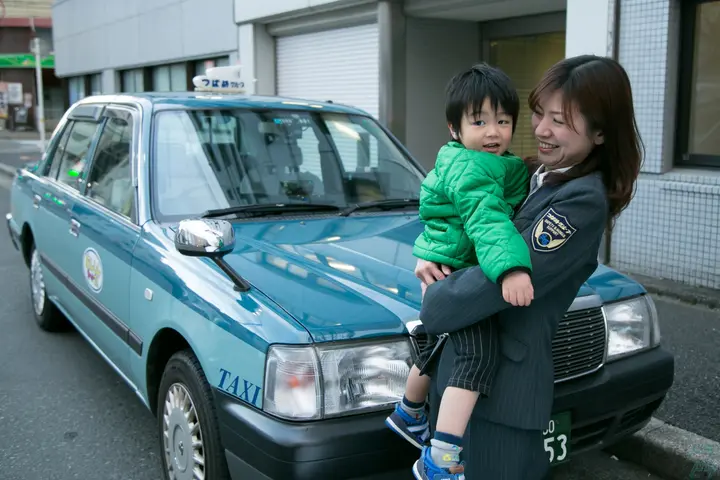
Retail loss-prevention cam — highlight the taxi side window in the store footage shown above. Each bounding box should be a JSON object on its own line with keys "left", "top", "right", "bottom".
{"left": 85, "top": 111, "right": 134, "bottom": 220}
{"left": 46, "top": 122, "right": 75, "bottom": 180}
{"left": 54, "top": 120, "right": 102, "bottom": 189}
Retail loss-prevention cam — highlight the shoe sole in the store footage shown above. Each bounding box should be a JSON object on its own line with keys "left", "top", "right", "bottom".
{"left": 412, "top": 460, "right": 423, "bottom": 480}
{"left": 385, "top": 416, "right": 424, "bottom": 450}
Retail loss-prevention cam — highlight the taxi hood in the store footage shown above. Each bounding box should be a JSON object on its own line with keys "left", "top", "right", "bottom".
{"left": 213, "top": 215, "right": 644, "bottom": 342}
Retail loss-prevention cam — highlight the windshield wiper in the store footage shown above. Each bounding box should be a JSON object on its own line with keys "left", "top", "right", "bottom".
{"left": 201, "top": 203, "right": 341, "bottom": 219}
{"left": 339, "top": 198, "right": 420, "bottom": 217}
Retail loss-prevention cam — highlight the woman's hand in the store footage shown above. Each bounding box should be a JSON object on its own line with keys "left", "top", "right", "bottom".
{"left": 414, "top": 259, "right": 453, "bottom": 287}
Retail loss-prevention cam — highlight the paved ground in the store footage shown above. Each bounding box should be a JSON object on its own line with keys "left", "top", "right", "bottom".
{"left": 0, "top": 138, "right": 43, "bottom": 172}
{"left": 653, "top": 296, "right": 720, "bottom": 443}
{"left": 0, "top": 170, "right": 670, "bottom": 480}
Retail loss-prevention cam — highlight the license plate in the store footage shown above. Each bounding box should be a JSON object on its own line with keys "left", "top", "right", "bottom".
{"left": 543, "top": 411, "right": 571, "bottom": 465}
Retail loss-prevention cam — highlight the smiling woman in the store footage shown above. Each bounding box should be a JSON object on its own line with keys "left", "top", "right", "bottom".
{"left": 149, "top": 108, "right": 424, "bottom": 223}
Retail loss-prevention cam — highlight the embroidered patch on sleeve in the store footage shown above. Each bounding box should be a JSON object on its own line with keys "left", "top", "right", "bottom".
{"left": 532, "top": 208, "right": 577, "bottom": 252}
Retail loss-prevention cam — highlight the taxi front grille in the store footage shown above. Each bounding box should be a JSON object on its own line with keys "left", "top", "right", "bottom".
{"left": 553, "top": 307, "right": 606, "bottom": 382}
{"left": 408, "top": 307, "right": 606, "bottom": 383}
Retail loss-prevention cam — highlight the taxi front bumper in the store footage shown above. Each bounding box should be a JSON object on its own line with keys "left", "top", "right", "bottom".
{"left": 214, "top": 346, "right": 674, "bottom": 479}
{"left": 552, "top": 345, "right": 675, "bottom": 455}
{"left": 214, "top": 390, "right": 418, "bottom": 480}
{"left": 6, "top": 213, "right": 20, "bottom": 251}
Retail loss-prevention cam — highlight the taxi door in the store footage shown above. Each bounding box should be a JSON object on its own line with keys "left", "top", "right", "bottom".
{"left": 63, "top": 105, "right": 141, "bottom": 379}
{"left": 30, "top": 106, "right": 105, "bottom": 322}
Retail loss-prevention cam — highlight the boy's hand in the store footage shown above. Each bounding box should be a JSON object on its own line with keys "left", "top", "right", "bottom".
{"left": 501, "top": 271, "right": 534, "bottom": 307}
{"left": 415, "top": 259, "right": 453, "bottom": 285}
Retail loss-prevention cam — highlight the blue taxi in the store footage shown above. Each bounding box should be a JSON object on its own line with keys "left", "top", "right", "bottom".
{"left": 5, "top": 67, "right": 674, "bottom": 479}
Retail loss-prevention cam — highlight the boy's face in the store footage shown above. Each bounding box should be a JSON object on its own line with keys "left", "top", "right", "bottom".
{"left": 449, "top": 98, "right": 513, "bottom": 155}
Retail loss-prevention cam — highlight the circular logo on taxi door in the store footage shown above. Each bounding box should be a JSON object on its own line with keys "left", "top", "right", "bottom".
{"left": 82, "top": 248, "right": 103, "bottom": 293}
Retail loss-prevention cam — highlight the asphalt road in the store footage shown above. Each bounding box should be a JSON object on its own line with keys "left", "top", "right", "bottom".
{"left": 0, "top": 139, "right": 43, "bottom": 170}
{"left": 653, "top": 297, "right": 720, "bottom": 443}
{"left": 0, "top": 161, "right": 673, "bottom": 480}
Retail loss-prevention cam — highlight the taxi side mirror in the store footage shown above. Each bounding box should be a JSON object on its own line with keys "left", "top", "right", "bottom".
{"left": 174, "top": 219, "right": 235, "bottom": 258}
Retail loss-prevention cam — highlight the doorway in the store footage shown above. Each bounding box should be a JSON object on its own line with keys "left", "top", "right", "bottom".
{"left": 486, "top": 31, "right": 566, "bottom": 158}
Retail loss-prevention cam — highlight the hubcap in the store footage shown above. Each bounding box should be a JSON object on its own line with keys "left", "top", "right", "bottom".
{"left": 30, "top": 250, "right": 45, "bottom": 316}
{"left": 163, "top": 383, "right": 205, "bottom": 480}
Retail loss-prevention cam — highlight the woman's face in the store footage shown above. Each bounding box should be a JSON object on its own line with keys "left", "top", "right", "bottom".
{"left": 531, "top": 90, "right": 603, "bottom": 170}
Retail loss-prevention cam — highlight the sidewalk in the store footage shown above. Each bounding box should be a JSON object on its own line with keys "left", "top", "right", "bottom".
{"left": 607, "top": 418, "right": 720, "bottom": 480}
{"left": 625, "top": 272, "right": 720, "bottom": 311}
{"left": 0, "top": 129, "right": 42, "bottom": 141}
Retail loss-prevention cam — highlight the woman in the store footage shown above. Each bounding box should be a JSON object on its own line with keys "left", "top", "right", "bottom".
{"left": 414, "top": 55, "right": 643, "bottom": 479}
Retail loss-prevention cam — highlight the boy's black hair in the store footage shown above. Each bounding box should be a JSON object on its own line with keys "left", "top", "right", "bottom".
{"left": 445, "top": 63, "right": 520, "bottom": 137}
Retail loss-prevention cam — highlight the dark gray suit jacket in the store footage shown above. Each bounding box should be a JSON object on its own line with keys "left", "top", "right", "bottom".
{"left": 420, "top": 171, "right": 608, "bottom": 431}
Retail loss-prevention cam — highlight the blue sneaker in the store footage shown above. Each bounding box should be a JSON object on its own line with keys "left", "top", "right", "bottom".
{"left": 412, "top": 446, "right": 465, "bottom": 480}
{"left": 384, "top": 403, "right": 431, "bottom": 449}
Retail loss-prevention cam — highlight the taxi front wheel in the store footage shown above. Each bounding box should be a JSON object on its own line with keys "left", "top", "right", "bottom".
{"left": 157, "top": 349, "right": 231, "bottom": 480}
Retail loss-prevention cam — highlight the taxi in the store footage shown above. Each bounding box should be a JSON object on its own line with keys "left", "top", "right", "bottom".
{"left": 5, "top": 66, "right": 674, "bottom": 479}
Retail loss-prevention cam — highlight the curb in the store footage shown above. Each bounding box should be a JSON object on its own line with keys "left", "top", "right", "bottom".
{"left": 606, "top": 417, "right": 720, "bottom": 480}
{"left": 0, "top": 163, "right": 17, "bottom": 179}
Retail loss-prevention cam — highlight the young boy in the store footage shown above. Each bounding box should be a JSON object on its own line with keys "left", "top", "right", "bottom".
{"left": 385, "top": 64, "right": 534, "bottom": 480}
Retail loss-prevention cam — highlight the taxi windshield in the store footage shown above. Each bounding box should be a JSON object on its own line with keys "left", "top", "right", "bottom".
{"left": 150, "top": 108, "right": 425, "bottom": 222}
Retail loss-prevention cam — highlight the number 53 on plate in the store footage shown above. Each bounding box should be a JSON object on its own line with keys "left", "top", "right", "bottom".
{"left": 543, "top": 411, "right": 571, "bottom": 465}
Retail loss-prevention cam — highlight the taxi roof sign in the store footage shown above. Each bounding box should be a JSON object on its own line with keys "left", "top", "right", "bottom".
{"left": 192, "top": 65, "right": 247, "bottom": 94}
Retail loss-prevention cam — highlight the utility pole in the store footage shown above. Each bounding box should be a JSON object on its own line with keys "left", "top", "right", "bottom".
{"left": 29, "top": 17, "right": 46, "bottom": 153}
{"left": 31, "top": 37, "right": 46, "bottom": 152}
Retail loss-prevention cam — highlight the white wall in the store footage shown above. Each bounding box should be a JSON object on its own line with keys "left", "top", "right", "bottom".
{"left": 404, "top": 18, "right": 480, "bottom": 170}
{"left": 101, "top": 69, "right": 118, "bottom": 94}
{"left": 53, "top": 0, "right": 238, "bottom": 76}
{"left": 564, "top": 0, "right": 612, "bottom": 57}
{"left": 234, "top": 0, "right": 368, "bottom": 23}
{"left": 238, "top": 24, "right": 276, "bottom": 95}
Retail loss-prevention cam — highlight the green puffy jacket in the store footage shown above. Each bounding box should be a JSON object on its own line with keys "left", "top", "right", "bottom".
{"left": 413, "top": 141, "right": 532, "bottom": 283}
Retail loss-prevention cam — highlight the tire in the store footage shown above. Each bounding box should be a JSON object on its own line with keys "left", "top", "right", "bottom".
{"left": 157, "top": 350, "right": 231, "bottom": 480}
{"left": 29, "top": 246, "right": 68, "bottom": 332}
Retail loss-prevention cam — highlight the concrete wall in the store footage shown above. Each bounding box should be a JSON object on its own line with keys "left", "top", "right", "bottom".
{"left": 233, "top": 0, "right": 370, "bottom": 23}
{"left": 52, "top": 0, "right": 238, "bottom": 76}
{"left": 404, "top": 18, "right": 480, "bottom": 170}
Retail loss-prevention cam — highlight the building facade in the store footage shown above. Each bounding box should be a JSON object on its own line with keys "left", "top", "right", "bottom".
{"left": 52, "top": 0, "right": 239, "bottom": 102}
{"left": 0, "top": 0, "right": 62, "bottom": 131}
{"left": 52, "top": 0, "right": 720, "bottom": 289}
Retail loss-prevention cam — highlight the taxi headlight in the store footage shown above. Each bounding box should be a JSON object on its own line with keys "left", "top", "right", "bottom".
{"left": 263, "top": 339, "right": 413, "bottom": 420}
{"left": 604, "top": 295, "right": 661, "bottom": 361}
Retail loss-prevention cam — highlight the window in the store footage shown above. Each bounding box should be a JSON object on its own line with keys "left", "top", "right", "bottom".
{"left": 86, "top": 111, "right": 135, "bottom": 219}
{"left": 54, "top": 121, "right": 102, "bottom": 189}
{"left": 67, "top": 74, "right": 103, "bottom": 105}
{"left": 46, "top": 123, "right": 75, "bottom": 179}
{"left": 489, "top": 32, "right": 566, "bottom": 159}
{"left": 90, "top": 74, "right": 102, "bottom": 96}
{"left": 121, "top": 69, "right": 144, "bottom": 93}
{"left": 677, "top": 0, "right": 720, "bottom": 167}
{"left": 150, "top": 109, "right": 424, "bottom": 222}
{"left": 68, "top": 77, "right": 86, "bottom": 105}
{"left": 152, "top": 63, "right": 187, "bottom": 91}
{"left": 194, "top": 57, "right": 230, "bottom": 76}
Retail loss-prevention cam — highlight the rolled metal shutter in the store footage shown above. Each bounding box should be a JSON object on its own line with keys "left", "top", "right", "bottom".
{"left": 276, "top": 23, "right": 379, "bottom": 118}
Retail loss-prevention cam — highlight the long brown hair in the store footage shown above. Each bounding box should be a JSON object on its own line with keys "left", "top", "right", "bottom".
{"left": 526, "top": 55, "right": 644, "bottom": 220}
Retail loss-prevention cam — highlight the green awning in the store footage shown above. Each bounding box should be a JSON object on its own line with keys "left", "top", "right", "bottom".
{"left": 0, "top": 53, "right": 55, "bottom": 69}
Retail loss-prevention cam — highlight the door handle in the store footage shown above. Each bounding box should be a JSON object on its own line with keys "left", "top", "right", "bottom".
{"left": 69, "top": 218, "right": 81, "bottom": 237}
{"left": 33, "top": 194, "right": 41, "bottom": 209}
